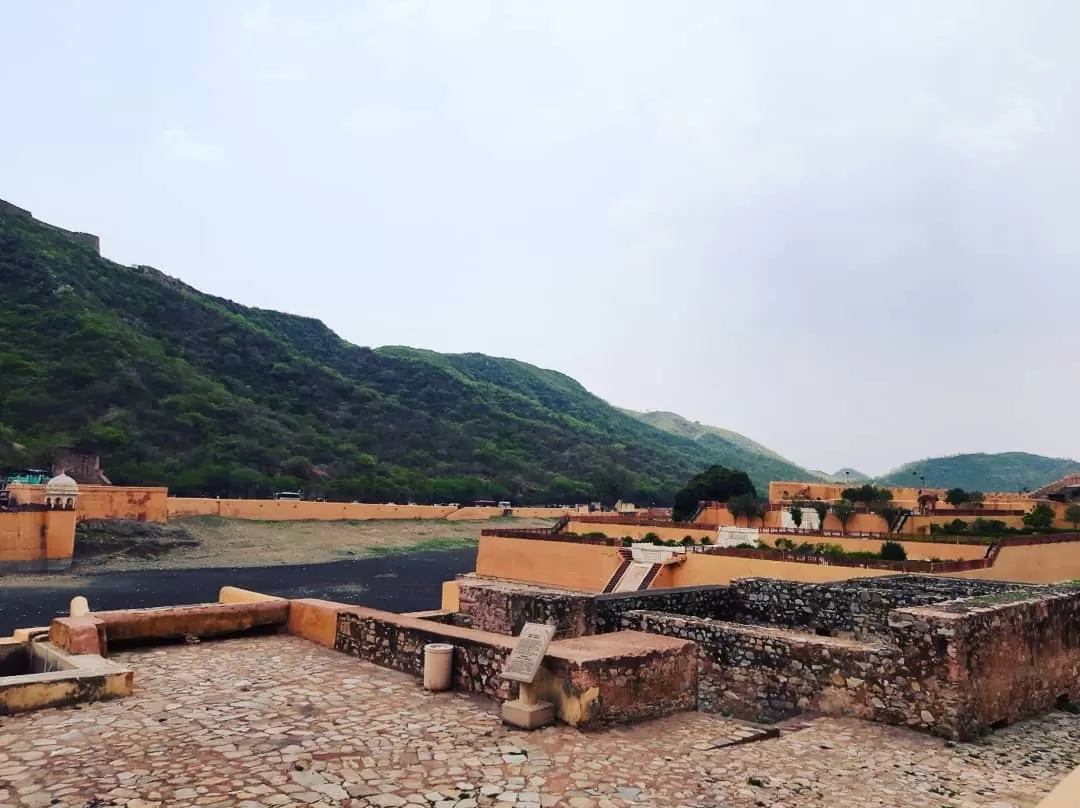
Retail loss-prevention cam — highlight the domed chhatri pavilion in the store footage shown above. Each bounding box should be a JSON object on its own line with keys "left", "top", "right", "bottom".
{"left": 44, "top": 472, "right": 79, "bottom": 511}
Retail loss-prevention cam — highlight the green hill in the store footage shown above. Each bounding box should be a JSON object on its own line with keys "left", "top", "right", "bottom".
{"left": 878, "top": 453, "right": 1080, "bottom": 492}
{"left": 623, "top": 410, "right": 822, "bottom": 487}
{"left": 0, "top": 200, "right": 792, "bottom": 503}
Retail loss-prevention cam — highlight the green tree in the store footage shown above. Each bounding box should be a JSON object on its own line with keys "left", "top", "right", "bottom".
{"left": 726, "top": 493, "right": 758, "bottom": 527}
{"left": 945, "top": 488, "right": 969, "bottom": 509}
{"left": 1066, "top": 504, "right": 1080, "bottom": 530}
{"left": 789, "top": 505, "right": 803, "bottom": 529}
{"left": 811, "top": 500, "right": 830, "bottom": 532}
{"left": 842, "top": 484, "right": 893, "bottom": 506}
{"left": 831, "top": 500, "right": 856, "bottom": 533}
{"left": 876, "top": 505, "right": 900, "bottom": 532}
{"left": 880, "top": 540, "right": 908, "bottom": 561}
{"left": 967, "top": 491, "right": 985, "bottom": 509}
{"left": 1022, "top": 502, "right": 1055, "bottom": 530}
{"left": 673, "top": 465, "right": 756, "bottom": 522}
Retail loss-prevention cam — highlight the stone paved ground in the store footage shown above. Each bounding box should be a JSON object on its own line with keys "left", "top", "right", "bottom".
{"left": 0, "top": 635, "right": 1077, "bottom": 808}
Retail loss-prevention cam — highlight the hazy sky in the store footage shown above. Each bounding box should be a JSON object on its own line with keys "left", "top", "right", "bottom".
{"left": 3, "top": 1, "right": 1078, "bottom": 475}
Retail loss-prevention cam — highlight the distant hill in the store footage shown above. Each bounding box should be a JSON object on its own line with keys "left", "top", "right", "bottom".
{"left": 0, "top": 198, "right": 800, "bottom": 504}
{"left": 878, "top": 453, "right": 1080, "bottom": 492}
{"left": 809, "top": 467, "right": 871, "bottom": 483}
{"left": 622, "top": 410, "right": 822, "bottom": 491}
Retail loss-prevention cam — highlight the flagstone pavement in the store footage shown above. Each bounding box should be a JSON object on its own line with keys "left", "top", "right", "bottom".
{"left": 1, "top": 635, "right": 1077, "bottom": 808}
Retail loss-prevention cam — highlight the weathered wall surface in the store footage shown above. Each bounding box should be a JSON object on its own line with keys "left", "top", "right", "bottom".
{"left": 333, "top": 605, "right": 695, "bottom": 729}
{"left": 0, "top": 510, "right": 76, "bottom": 573}
{"left": 897, "top": 591, "right": 1080, "bottom": 738}
{"left": 475, "top": 536, "right": 624, "bottom": 592}
{"left": 621, "top": 586, "right": 1080, "bottom": 740}
{"left": 10, "top": 485, "right": 169, "bottom": 523}
{"left": 168, "top": 498, "right": 459, "bottom": 521}
{"left": 619, "top": 610, "right": 915, "bottom": 724}
{"left": 455, "top": 577, "right": 732, "bottom": 638}
{"left": 730, "top": 576, "right": 1031, "bottom": 640}
{"left": 335, "top": 609, "right": 514, "bottom": 701}
{"left": 456, "top": 578, "right": 597, "bottom": 638}
{"left": 76, "top": 486, "right": 168, "bottom": 523}
{"left": 594, "top": 586, "right": 733, "bottom": 633}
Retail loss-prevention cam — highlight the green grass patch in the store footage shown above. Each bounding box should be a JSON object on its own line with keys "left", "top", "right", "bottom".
{"left": 366, "top": 538, "right": 479, "bottom": 557}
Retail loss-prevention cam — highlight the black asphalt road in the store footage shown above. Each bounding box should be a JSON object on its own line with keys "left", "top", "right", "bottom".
{"left": 0, "top": 548, "right": 476, "bottom": 635}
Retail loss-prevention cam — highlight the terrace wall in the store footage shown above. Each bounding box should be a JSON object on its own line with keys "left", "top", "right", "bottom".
{"left": 621, "top": 586, "right": 1080, "bottom": 739}
{"left": 0, "top": 509, "right": 77, "bottom": 573}
{"left": 168, "top": 499, "right": 459, "bottom": 521}
{"left": 331, "top": 605, "right": 696, "bottom": 729}
{"left": 454, "top": 576, "right": 732, "bottom": 638}
{"left": 10, "top": 485, "right": 168, "bottom": 523}
{"left": 729, "top": 576, "right": 1032, "bottom": 640}
{"left": 475, "top": 536, "right": 624, "bottom": 591}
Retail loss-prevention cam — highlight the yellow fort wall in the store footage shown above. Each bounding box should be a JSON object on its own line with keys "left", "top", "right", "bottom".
{"left": 475, "top": 535, "right": 625, "bottom": 592}
{"left": 167, "top": 499, "right": 581, "bottom": 523}
{"left": 10, "top": 484, "right": 169, "bottom": 523}
{"left": 0, "top": 509, "right": 77, "bottom": 572}
{"left": 466, "top": 534, "right": 1080, "bottom": 590}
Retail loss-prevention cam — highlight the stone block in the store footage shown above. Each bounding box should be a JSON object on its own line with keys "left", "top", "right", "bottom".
{"left": 501, "top": 698, "right": 555, "bottom": 729}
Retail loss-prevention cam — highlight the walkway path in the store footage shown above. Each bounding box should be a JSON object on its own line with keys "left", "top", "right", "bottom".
{"left": 0, "top": 635, "right": 1077, "bottom": 807}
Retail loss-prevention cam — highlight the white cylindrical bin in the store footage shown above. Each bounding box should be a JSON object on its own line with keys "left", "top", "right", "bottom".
{"left": 423, "top": 643, "right": 454, "bottom": 691}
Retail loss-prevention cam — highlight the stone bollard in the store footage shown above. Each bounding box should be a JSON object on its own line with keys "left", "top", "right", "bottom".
{"left": 423, "top": 643, "right": 454, "bottom": 691}
{"left": 69, "top": 596, "right": 90, "bottom": 618}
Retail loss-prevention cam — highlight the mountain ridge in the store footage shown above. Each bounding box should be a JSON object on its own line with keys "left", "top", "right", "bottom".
{"left": 0, "top": 199, "right": 794, "bottom": 502}
{"left": 3, "top": 199, "right": 1076, "bottom": 501}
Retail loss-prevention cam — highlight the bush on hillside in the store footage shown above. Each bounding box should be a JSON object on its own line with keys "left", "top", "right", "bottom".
{"left": 880, "top": 541, "right": 908, "bottom": 561}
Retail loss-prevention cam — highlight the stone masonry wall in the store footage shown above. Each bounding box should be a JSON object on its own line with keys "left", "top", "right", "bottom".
{"left": 456, "top": 577, "right": 733, "bottom": 638}
{"left": 594, "top": 586, "right": 733, "bottom": 633}
{"left": 731, "top": 575, "right": 1035, "bottom": 640}
{"left": 891, "top": 588, "right": 1080, "bottom": 739}
{"left": 335, "top": 611, "right": 513, "bottom": 701}
{"left": 456, "top": 579, "right": 596, "bottom": 638}
{"left": 620, "top": 610, "right": 936, "bottom": 728}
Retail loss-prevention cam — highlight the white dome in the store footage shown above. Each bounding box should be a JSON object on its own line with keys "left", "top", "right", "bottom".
{"left": 45, "top": 473, "right": 79, "bottom": 497}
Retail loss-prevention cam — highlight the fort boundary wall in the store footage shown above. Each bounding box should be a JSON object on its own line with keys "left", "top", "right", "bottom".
{"left": 450, "top": 572, "right": 1080, "bottom": 739}
{"left": 9, "top": 485, "right": 168, "bottom": 523}
{"left": 0, "top": 509, "right": 77, "bottom": 573}
{"left": 167, "top": 498, "right": 580, "bottom": 523}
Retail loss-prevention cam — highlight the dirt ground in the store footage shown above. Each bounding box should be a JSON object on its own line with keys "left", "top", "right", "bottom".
{"left": 0, "top": 516, "right": 553, "bottom": 586}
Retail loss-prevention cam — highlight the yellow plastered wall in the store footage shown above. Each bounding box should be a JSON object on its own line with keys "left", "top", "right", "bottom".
{"left": 10, "top": 484, "right": 169, "bottom": 523}
{"left": 567, "top": 521, "right": 715, "bottom": 543}
{"left": 652, "top": 553, "right": 899, "bottom": 587}
{"left": 475, "top": 536, "right": 624, "bottom": 592}
{"left": 168, "top": 498, "right": 459, "bottom": 521}
{"left": 0, "top": 510, "right": 76, "bottom": 567}
{"left": 441, "top": 580, "right": 460, "bottom": 611}
{"left": 949, "top": 542, "right": 1080, "bottom": 584}
{"left": 764, "top": 534, "right": 988, "bottom": 561}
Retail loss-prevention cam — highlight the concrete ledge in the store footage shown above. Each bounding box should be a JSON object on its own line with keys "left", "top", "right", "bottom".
{"left": 51, "top": 601, "right": 289, "bottom": 655}
{"left": 218, "top": 586, "right": 287, "bottom": 604}
{"left": 0, "top": 642, "right": 132, "bottom": 716}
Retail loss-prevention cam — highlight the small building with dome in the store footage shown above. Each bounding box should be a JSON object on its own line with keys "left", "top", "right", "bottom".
{"left": 44, "top": 472, "right": 79, "bottom": 511}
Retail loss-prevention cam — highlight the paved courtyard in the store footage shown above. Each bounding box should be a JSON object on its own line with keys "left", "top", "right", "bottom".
{"left": 0, "top": 635, "right": 1077, "bottom": 808}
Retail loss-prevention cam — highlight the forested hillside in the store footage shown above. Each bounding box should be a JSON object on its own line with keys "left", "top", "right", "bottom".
{"left": 879, "top": 453, "right": 1080, "bottom": 492}
{"left": 622, "top": 410, "right": 820, "bottom": 486}
{"left": 0, "top": 201, "right": 790, "bottom": 503}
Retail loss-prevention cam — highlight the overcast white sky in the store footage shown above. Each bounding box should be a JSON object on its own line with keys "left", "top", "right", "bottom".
{"left": 3, "top": 1, "right": 1078, "bottom": 475}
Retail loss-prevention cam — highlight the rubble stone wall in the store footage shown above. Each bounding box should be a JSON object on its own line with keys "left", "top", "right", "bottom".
{"left": 335, "top": 611, "right": 514, "bottom": 701}
{"left": 730, "top": 575, "right": 1034, "bottom": 640}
